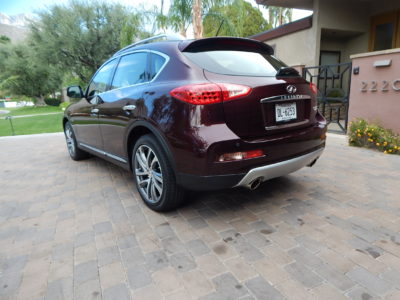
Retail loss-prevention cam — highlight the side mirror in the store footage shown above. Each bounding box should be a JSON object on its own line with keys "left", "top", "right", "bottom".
{"left": 67, "top": 86, "right": 84, "bottom": 98}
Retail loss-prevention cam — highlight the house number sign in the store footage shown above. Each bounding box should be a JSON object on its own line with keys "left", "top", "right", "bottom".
{"left": 361, "top": 80, "right": 400, "bottom": 92}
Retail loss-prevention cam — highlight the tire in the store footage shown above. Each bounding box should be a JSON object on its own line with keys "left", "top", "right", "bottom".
{"left": 64, "top": 121, "right": 89, "bottom": 161}
{"left": 132, "top": 134, "right": 183, "bottom": 211}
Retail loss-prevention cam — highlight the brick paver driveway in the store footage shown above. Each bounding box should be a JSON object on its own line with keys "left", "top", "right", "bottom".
{"left": 0, "top": 133, "right": 400, "bottom": 300}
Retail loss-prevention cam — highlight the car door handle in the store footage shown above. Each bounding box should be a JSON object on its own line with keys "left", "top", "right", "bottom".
{"left": 91, "top": 108, "right": 99, "bottom": 114}
{"left": 123, "top": 105, "right": 136, "bottom": 111}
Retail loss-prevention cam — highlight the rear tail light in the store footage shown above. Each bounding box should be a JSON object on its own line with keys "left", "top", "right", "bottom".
{"left": 170, "top": 83, "right": 251, "bottom": 105}
{"left": 218, "top": 150, "right": 264, "bottom": 162}
{"left": 309, "top": 82, "right": 318, "bottom": 95}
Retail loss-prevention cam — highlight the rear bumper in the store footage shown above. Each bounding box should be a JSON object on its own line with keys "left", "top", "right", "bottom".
{"left": 234, "top": 148, "right": 323, "bottom": 188}
{"left": 177, "top": 147, "right": 324, "bottom": 191}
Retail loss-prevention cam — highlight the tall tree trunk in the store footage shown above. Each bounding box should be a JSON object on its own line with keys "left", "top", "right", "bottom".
{"left": 192, "top": 0, "right": 203, "bottom": 39}
{"left": 36, "top": 95, "right": 46, "bottom": 106}
{"left": 180, "top": 24, "right": 187, "bottom": 37}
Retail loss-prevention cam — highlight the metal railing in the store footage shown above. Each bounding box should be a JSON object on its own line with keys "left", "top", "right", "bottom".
{"left": 303, "top": 62, "right": 352, "bottom": 133}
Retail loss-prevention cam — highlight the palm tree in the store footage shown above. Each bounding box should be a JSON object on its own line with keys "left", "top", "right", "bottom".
{"left": 168, "top": 0, "right": 192, "bottom": 37}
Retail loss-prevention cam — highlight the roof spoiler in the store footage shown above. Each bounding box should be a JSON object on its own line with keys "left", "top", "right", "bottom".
{"left": 179, "top": 37, "right": 274, "bottom": 55}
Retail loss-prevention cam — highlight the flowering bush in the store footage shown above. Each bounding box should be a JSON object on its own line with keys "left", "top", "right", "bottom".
{"left": 348, "top": 119, "right": 400, "bottom": 155}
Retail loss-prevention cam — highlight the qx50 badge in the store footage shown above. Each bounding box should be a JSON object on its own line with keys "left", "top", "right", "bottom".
{"left": 286, "top": 85, "right": 297, "bottom": 94}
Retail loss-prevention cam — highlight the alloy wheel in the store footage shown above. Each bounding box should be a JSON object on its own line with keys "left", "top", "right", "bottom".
{"left": 65, "top": 126, "right": 75, "bottom": 156}
{"left": 134, "top": 145, "right": 164, "bottom": 203}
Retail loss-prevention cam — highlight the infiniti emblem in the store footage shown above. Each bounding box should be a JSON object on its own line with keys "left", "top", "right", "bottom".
{"left": 286, "top": 85, "right": 297, "bottom": 94}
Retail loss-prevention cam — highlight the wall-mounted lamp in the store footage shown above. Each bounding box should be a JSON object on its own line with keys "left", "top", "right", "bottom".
{"left": 374, "top": 59, "right": 392, "bottom": 67}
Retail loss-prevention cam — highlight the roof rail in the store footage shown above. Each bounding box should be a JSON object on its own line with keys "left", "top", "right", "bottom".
{"left": 113, "top": 33, "right": 186, "bottom": 57}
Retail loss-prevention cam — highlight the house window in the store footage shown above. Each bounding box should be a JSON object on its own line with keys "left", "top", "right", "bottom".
{"left": 369, "top": 11, "right": 400, "bottom": 51}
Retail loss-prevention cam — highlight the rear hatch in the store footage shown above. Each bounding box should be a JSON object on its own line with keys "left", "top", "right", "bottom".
{"left": 181, "top": 37, "right": 317, "bottom": 139}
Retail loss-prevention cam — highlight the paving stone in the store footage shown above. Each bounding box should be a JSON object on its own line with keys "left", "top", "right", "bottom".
{"left": 187, "top": 217, "right": 209, "bottom": 230}
{"left": 249, "top": 220, "right": 276, "bottom": 235}
{"left": 74, "top": 278, "right": 101, "bottom": 300}
{"left": 245, "top": 276, "right": 284, "bottom": 300}
{"left": 169, "top": 252, "right": 197, "bottom": 272}
{"left": 211, "top": 272, "right": 249, "bottom": 299}
{"left": 144, "top": 250, "right": 169, "bottom": 272}
{"left": 181, "top": 270, "right": 213, "bottom": 298}
{"left": 99, "top": 262, "right": 125, "bottom": 290}
{"left": 346, "top": 266, "right": 393, "bottom": 296}
{"left": 45, "top": 278, "right": 73, "bottom": 300}
{"left": 0, "top": 271, "right": 22, "bottom": 297}
{"left": 288, "top": 247, "right": 324, "bottom": 269}
{"left": 117, "top": 234, "right": 138, "bottom": 249}
{"left": 97, "top": 246, "right": 120, "bottom": 267}
{"left": 381, "top": 268, "right": 400, "bottom": 287}
{"left": 224, "top": 257, "right": 257, "bottom": 281}
{"left": 127, "top": 264, "right": 152, "bottom": 290}
{"left": 74, "top": 260, "right": 99, "bottom": 285}
{"left": 345, "top": 286, "right": 379, "bottom": 300}
{"left": 151, "top": 267, "right": 182, "bottom": 294}
{"left": 161, "top": 236, "right": 185, "bottom": 254}
{"left": 243, "top": 231, "right": 272, "bottom": 248}
{"left": 103, "top": 284, "right": 131, "bottom": 300}
{"left": 220, "top": 230, "right": 264, "bottom": 262}
{"left": 294, "top": 235, "right": 325, "bottom": 254}
{"left": 196, "top": 253, "right": 227, "bottom": 277}
{"left": 186, "top": 239, "right": 211, "bottom": 257}
{"left": 315, "top": 263, "right": 356, "bottom": 291}
{"left": 75, "top": 231, "right": 95, "bottom": 247}
{"left": 94, "top": 222, "right": 113, "bottom": 235}
{"left": 121, "top": 247, "right": 145, "bottom": 268}
{"left": 0, "top": 254, "right": 28, "bottom": 275}
{"left": 154, "top": 222, "right": 175, "bottom": 238}
{"left": 284, "top": 262, "right": 323, "bottom": 288}
{"left": 2, "top": 133, "right": 400, "bottom": 299}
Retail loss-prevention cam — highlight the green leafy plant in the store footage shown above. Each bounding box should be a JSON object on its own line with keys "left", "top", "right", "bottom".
{"left": 44, "top": 97, "right": 61, "bottom": 106}
{"left": 348, "top": 119, "right": 400, "bottom": 155}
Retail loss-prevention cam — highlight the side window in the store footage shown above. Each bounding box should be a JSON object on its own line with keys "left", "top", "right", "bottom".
{"left": 149, "top": 53, "right": 167, "bottom": 80}
{"left": 87, "top": 59, "right": 117, "bottom": 99}
{"left": 111, "top": 52, "right": 148, "bottom": 89}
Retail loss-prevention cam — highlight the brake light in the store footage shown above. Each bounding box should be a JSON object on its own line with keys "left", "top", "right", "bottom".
{"left": 218, "top": 150, "right": 264, "bottom": 162}
{"left": 309, "top": 82, "right": 318, "bottom": 95}
{"left": 170, "top": 83, "right": 251, "bottom": 105}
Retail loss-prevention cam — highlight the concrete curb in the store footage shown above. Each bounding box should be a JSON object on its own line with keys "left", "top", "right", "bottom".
{"left": 0, "top": 132, "right": 63, "bottom": 139}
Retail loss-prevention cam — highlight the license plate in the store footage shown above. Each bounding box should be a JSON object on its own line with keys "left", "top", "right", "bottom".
{"left": 275, "top": 102, "right": 297, "bottom": 122}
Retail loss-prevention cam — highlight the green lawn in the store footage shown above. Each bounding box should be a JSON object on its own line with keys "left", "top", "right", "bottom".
{"left": 0, "top": 105, "right": 62, "bottom": 116}
{"left": 0, "top": 113, "right": 63, "bottom": 136}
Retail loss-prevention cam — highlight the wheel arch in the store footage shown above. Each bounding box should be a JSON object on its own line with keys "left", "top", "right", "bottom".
{"left": 62, "top": 116, "right": 69, "bottom": 129}
{"left": 126, "top": 121, "right": 176, "bottom": 173}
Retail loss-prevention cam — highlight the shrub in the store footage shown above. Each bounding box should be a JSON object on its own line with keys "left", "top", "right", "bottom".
{"left": 59, "top": 102, "right": 71, "bottom": 110}
{"left": 44, "top": 97, "right": 61, "bottom": 106}
{"left": 348, "top": 119, "right": 400, "bottom": 155}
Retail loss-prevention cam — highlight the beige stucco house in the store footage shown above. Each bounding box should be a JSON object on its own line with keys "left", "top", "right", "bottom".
{"left": 253, "top": 0, "right": 400, "bottom": 68}
{"left": 253, "top": 0, "right": 400, "bottom": 134}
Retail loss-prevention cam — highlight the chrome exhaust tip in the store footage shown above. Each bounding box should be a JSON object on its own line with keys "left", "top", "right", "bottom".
{"left": 248, "top": 177, "right": 263, "bottom": 190}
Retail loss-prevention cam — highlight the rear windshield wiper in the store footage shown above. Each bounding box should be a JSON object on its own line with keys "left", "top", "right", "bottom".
{"left": 276, "top": 67, "right": 300, "bottom": 78}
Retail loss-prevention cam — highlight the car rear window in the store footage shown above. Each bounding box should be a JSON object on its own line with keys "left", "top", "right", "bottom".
{"left": 183, "top": 50, "right": 288, "bottom": 77}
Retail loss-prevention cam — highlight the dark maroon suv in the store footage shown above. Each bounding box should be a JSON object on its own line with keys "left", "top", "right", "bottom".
{"left": 64, "top": 35, "right": 327, "bottom": 211}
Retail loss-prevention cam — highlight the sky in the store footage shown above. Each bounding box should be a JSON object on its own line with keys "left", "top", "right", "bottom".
{"left": 0, "top": 0, "right": 312, "bottom": 20}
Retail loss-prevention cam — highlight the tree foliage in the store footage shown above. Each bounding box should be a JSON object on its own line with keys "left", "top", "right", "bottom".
{"left": 0, "top": 35, "right": 11, "bottom": 44}
{"left": 266, "top": 6, "right": 293, "bottom": 28}
{"left": 29, "top": 1, "right": 134, "bottom": 82}
{"left": 168, "top": 0, "right": 193, "bottom": 37}
{"left": 203, "top": 0, "right": 270, "bottom": 37}
{"left": 0, "top": 43, "right": 62, "bottom": 104}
